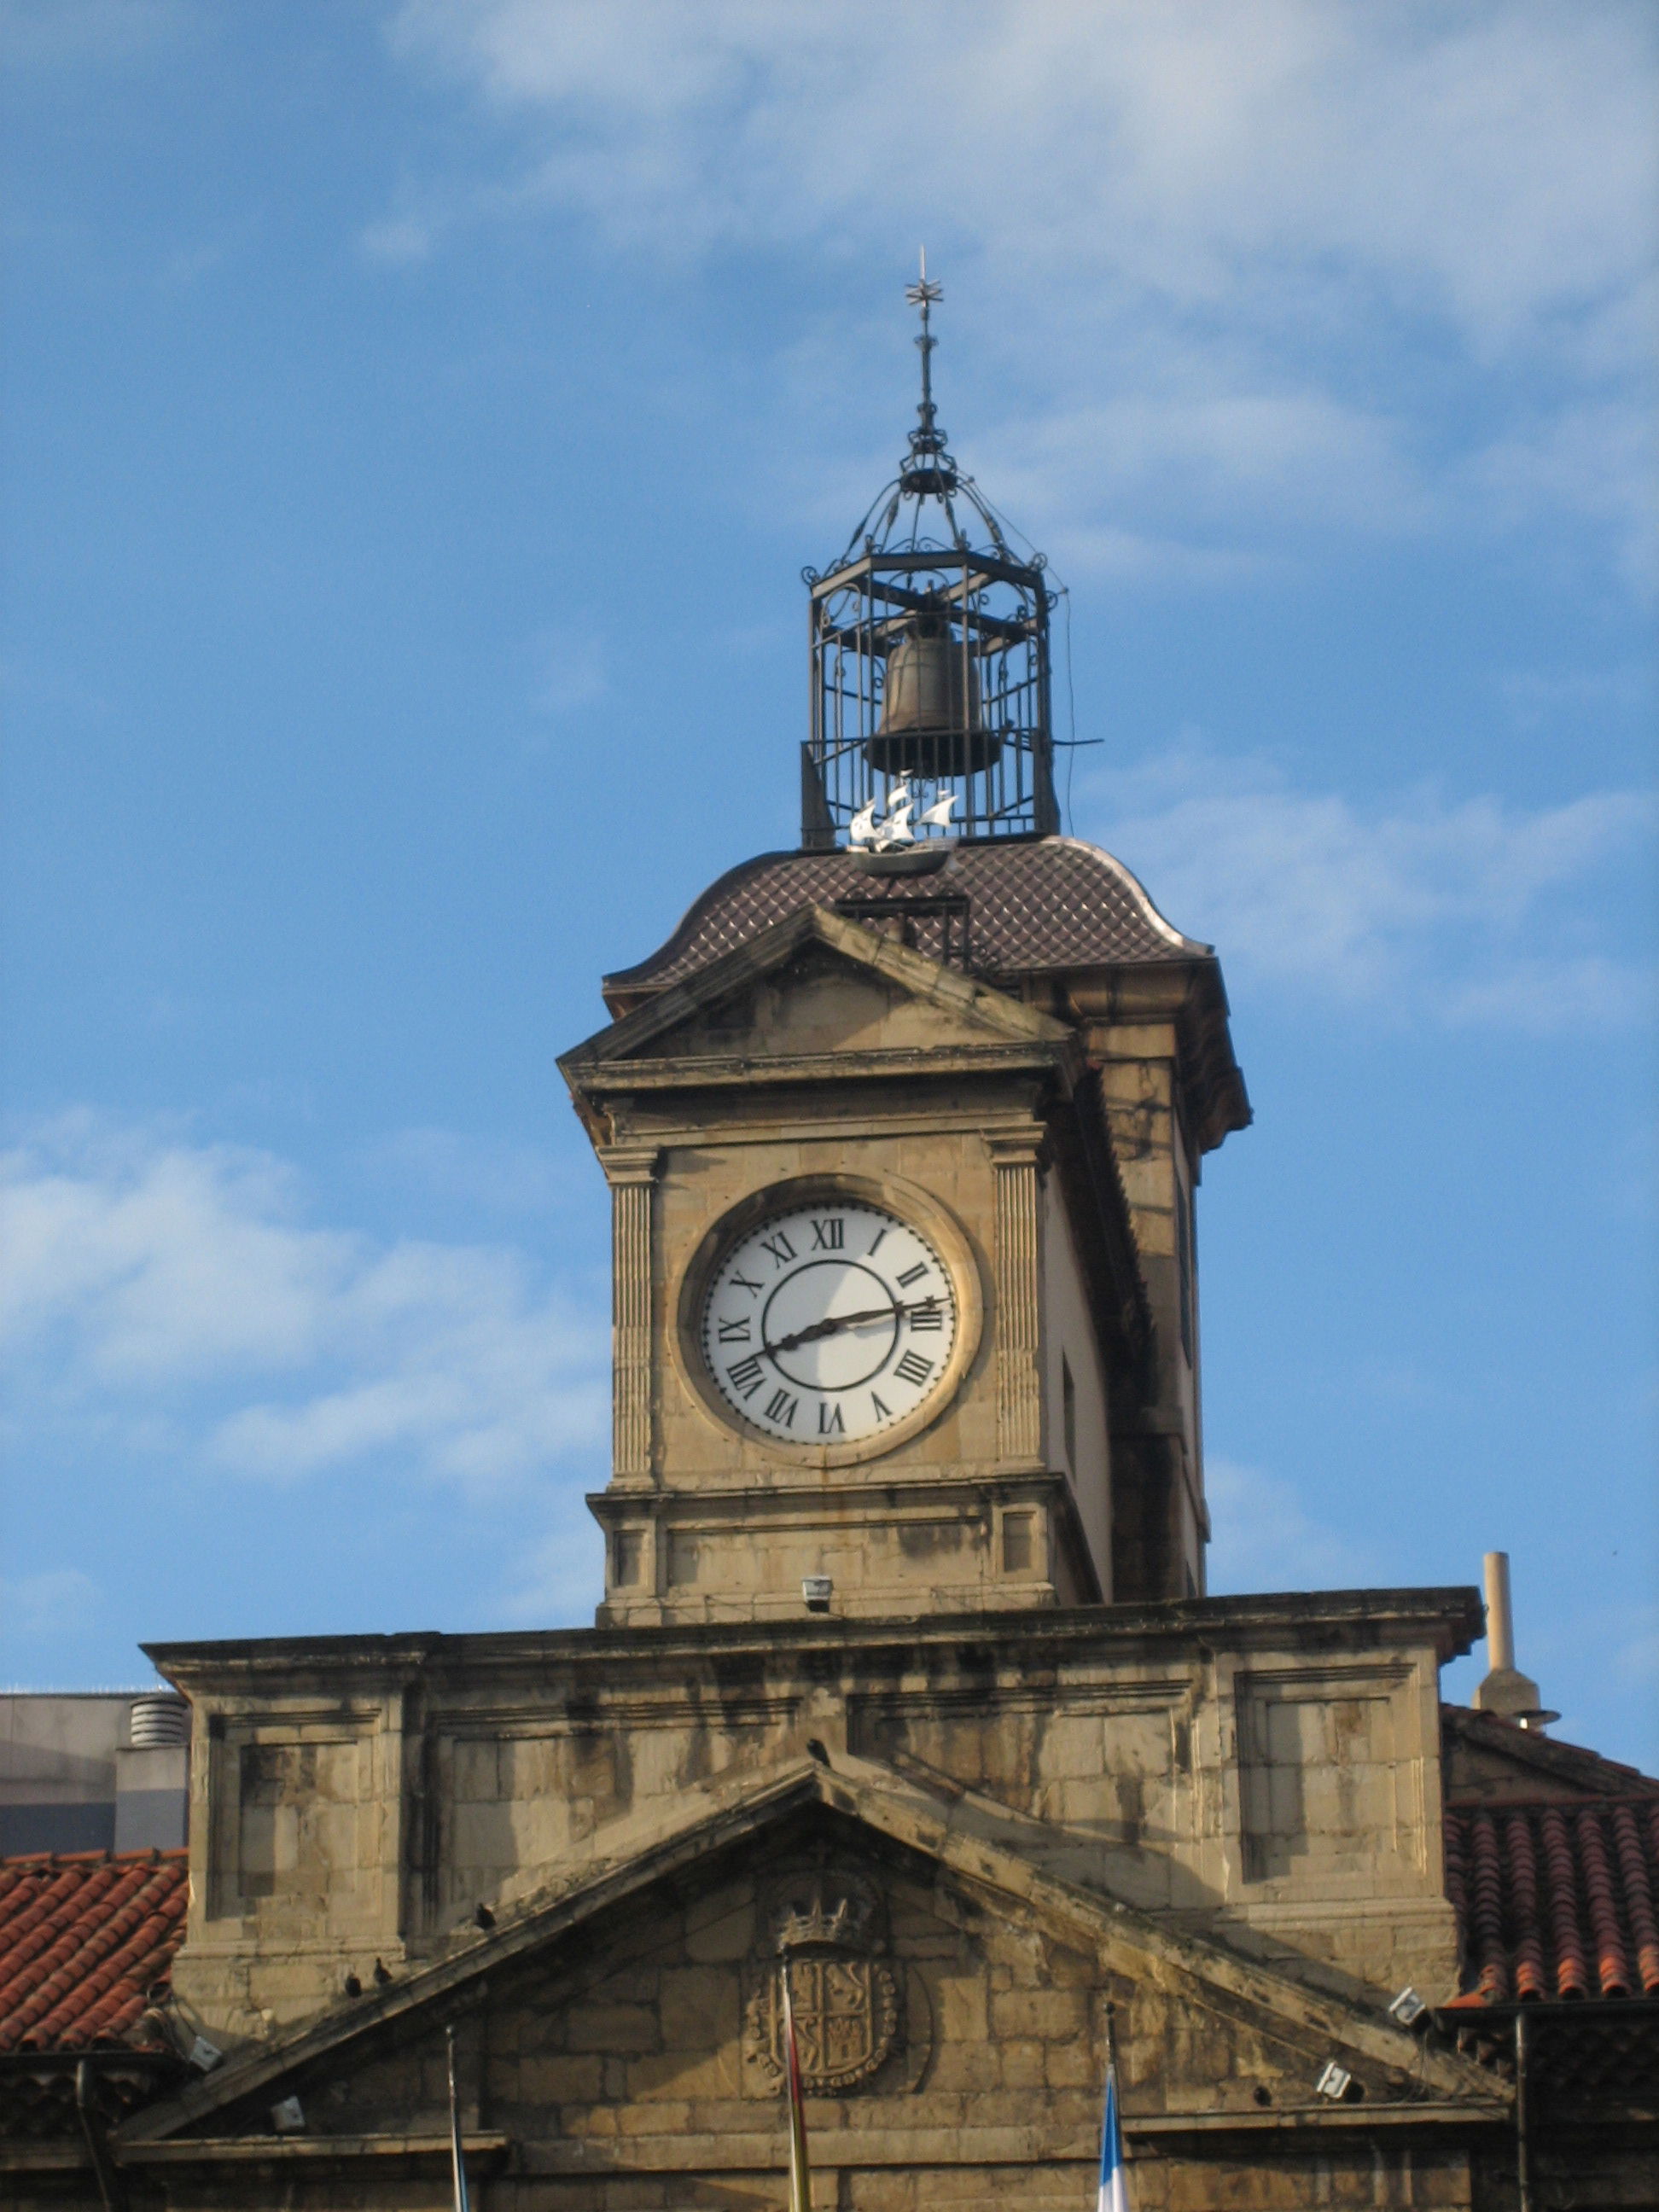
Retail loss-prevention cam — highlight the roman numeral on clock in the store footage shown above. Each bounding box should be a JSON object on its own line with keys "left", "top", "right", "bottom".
{"left": 895, "top": 1262, "right": 928, "bottom": 1288}
{"left": 894, "top": 1350, "right": 934, "bottom": 1388}
{"left": 810, "top": 1218, "right": 843, "bottom": 1250}
{"left": 725, "top": 1356, "right": 765, "bottom": 1399}
{"left": 760, "top": 1232, "right": 796, "bottom": 1268}
{"left": 764, "top": 1388, "right": 798, "bottom": 1428}
{"left": 729, "top": 1271, "right": 762, "bottom": 1296}
{"left": 716, "top": 1317, "right": 750, "bottom": 1343}
{"left": 818, "top": 1401, "right": 844, "bottom": 1435}
{"left": 908, "top": 1297, "right": 943, "bottom": 1330}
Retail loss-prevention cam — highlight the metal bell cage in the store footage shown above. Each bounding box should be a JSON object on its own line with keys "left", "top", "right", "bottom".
{"left": 800, "top": 528, "right": 1060, "bottom": 850}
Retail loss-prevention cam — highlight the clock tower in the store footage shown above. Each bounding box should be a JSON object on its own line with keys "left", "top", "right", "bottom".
{"left": 562, "top": 277, "right": 1249, "bottom": 1623}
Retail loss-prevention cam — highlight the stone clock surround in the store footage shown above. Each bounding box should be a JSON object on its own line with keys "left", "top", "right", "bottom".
{"left": 578, "top": 856, "right": 1250, "bottom": 1611}
{"left": 562, "top": 906, "right": 1151, "bottom": 1625}
{"left": 673, "top": 1171, "right": 985, "bottom": 1471}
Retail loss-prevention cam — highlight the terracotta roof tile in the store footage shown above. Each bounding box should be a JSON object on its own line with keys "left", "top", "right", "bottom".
{"left": 0, "top": 1850, "right": 188, "bottom": 2051}
{"left": 602, "top": 836, "right": 1206, "bottom": 1004}
{"left": 1445, "top": 1801, "right": 1659, "bottom": 2004}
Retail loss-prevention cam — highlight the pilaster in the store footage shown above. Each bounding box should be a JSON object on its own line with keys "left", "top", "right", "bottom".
{"left": 987, "top": 1131, "right": 1045, "bottom": 1468}
{"left": 600, "top": 1145, "right": 661, "bottom": 1481}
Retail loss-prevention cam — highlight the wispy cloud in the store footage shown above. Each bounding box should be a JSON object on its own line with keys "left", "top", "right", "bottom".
{"left": 0, "top": 1569, "right": 101, "bottom": 1638}
{"left": 1080, "top": 748, "right": 1655, "bottom": 1025}
{"left": 358, "top": 214, "right": 434, "bottom": 266}
{"left": 1205, "top": 1458, "right": 1371, "bottom": 1593}
{"left": 0, "top": 1114, "right": 607, "bottom": 1496}
{"left": 529, "top": 620, "right": 607, "bottom": 716}
{"left": 380, "top": 1, "right": 1657, "bottom": 585}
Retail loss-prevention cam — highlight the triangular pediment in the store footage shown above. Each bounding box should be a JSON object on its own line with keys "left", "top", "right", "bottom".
{"left": 121, "top": 1755, "right": 1498, "bottom": 2155}
{"left": 561, "top": 904, "right": 1073, "bottom": 1091}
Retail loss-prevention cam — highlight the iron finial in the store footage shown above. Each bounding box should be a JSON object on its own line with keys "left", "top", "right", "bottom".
{"left": 905, "top": 247, "right": 946, "bottom": 458}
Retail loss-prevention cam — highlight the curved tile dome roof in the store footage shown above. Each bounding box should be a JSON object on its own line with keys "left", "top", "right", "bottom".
{"left": 603, "top": 836, "right": 1207, "bottom": 1009}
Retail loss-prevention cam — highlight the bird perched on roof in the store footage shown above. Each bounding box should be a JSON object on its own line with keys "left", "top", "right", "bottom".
{"left": 372, "top": 1959, "right": 392, "bottom": 1986}
{"left": 806, "top": 1738, "right": 831, "bottom": 1767}
{"left": 474, "top": 1902, "right": 495, "bottom": 1930}
{"left": 343, "top": 1972, "right": 362, "bottom": 1999}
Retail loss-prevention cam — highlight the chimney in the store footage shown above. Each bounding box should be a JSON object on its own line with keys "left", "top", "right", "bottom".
{"left": 1472, "top": 1551, "right": 1559, "bottom": 1731}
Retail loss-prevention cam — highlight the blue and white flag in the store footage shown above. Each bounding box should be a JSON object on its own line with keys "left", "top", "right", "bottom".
{"left": 1097, "top": 2058, "right": 1130, "bottom": 2212}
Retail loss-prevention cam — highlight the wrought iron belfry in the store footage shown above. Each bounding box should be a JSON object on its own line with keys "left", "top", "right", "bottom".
{"left": 802, "top": 258, "right": 1059, "bottom": 850}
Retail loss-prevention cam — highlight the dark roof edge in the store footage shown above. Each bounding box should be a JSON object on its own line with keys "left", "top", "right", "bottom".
{"left": 1441, "top": 1703, "right": 1659, "bottom": 1795}
{"left": 602, "top": 848, "right": 803, "bottom": 994}
{"left": 145, "top": 1586, "right": 1484, "bottom": 1682}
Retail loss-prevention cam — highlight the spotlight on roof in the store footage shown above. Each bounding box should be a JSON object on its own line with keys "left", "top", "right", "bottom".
{"left": 1388, "top": 1987, "right": 1429, "bottom": 2029}
{"left": 271, "top": 2096, "right": 306, "bottom": 2134}
{"left": 802, "top": 1576, "right": 833, "bottom": 1612}
{"left": 1314, "top": 2062, "right": 1354, "bottom": 2102}
{"left": 188, "top": 2035, "right": 223, "bottom": 2074}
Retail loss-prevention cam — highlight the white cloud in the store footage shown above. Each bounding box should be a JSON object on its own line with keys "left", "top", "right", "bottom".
{"left": 386, "top": 1, "right": 1651, "bottom": 335}
{"left": 0, "top": 1569, "right": 101, "bottom": 1638}
{"left": 496, "top": 1520, "right": 608, "bottom": 1624}
{"left": 0, "top": 1115, "right": 607, "bottom": 1495}
{"left": 1205, "top": 1458, "right": 1371, "bottom": 1593}
{"left": 359, "top": 215, "right": 435, "bottom": 265}
{"left": 1080, "top": 749, "right": 1656, "bottom": 1024}
{"left": 377, "top": 1, "right": 1657, "bottom": 580}
{"left": 529, "top": 620, "right": 607, "bottom": 716}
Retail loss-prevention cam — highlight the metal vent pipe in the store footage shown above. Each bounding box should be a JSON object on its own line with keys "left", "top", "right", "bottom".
{"left": 128, "top": 1693, "right": 189, "bottom": 1749}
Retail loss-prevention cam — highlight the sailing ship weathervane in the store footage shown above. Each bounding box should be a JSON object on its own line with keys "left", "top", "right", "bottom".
{"left": 802, "top": 252, "right": 1060, "bottom": 854}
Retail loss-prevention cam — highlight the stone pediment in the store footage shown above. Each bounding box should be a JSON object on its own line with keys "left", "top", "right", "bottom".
{"left": 120, "top": 1754, "right": 1499, "bottom": 2163}
{"left": 561, "top": 904, "right": 1074, "bottom": 1097}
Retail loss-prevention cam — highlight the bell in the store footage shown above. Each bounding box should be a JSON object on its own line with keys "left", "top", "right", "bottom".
{"left": 867, "top": 612, "right": 1002, "bottom": 777}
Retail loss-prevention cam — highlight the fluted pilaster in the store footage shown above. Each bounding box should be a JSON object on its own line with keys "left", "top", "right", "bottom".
{"left": 599, "top": 1146, "right": 660, "bottom": 1480}
{"left": 988, "top": 1132, "right": 1044, "bottom": 1465}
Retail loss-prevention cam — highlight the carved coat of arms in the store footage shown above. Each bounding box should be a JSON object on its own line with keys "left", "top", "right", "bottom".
{"left": 743, "top": 1871, "right": 899, "bottom": 2095}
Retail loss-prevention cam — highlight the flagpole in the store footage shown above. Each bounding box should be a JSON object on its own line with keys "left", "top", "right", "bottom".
{"left": 446, "top": 2023, "right": 473, "bottom": 2212}
{"left": 780, "top": 1958, "right": 812, "bottom": 2212}
{"left": 1097, "top": 2003, "right": 1130, "bottom": 2212}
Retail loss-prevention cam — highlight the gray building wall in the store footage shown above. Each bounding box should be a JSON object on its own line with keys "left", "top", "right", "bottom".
{"left": 0, "top": 1691, "right": 188, "bottom": 1854}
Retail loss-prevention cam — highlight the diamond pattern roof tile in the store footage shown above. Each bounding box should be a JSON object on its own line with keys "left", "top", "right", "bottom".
{"left": 1444, "top": 1799, "right": 1659, "bottom": 2004}
{"left": 0, "top": 1850, "right": 189, "bottom": 2052}
{"left": 602, "top": 836, "right": 1206, "bottom": 1003}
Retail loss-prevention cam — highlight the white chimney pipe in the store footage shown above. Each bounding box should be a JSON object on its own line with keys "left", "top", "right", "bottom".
{"left": 1483, "top": 1551, "right": 1516, "bottom": 1673}
{"left": 1473, "top": 1549, "right": 1557, "bottom": 1730}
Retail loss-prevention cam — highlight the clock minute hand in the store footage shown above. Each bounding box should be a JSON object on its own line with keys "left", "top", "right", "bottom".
{"left": 765, "top": 1299, "right": 931, "bottom": 1357}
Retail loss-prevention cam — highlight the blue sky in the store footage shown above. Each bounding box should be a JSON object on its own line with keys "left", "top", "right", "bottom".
{"left": 3, "top": 2, "right": 1655, "bottom": 1767}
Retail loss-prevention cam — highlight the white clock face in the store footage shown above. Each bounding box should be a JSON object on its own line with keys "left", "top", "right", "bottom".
{"left": 699, "top": 1199, "right": 959, "bottom": 1445}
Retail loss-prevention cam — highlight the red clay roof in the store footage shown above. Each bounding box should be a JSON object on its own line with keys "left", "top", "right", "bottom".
{"left": 1445, "top": 1800, "right": 1659, "bottom": 2005}
{"left": 0, "top": 1850, "right": 188, "bottom": 2051}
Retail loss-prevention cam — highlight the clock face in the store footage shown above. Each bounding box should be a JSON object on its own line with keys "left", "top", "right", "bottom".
{"left": 699, "top": 1199, "right": 959, "bottom": 1445}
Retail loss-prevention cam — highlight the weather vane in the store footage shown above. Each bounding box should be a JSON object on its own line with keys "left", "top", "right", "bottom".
{"left": 904, "top": 247, "right": 945, "bottom": 454}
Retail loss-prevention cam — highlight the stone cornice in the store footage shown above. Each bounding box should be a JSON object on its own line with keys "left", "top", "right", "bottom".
{"left": 145, "top": 1586, "right": 1485, "bottom": 1691}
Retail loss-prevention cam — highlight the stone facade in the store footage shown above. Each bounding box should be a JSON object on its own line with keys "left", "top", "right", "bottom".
{"left": 154, "top": 1592, "right": 1476, "bottom": 2040}
{"left": 3, "top": 1587, "right": 1520, "bottom": 2209}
